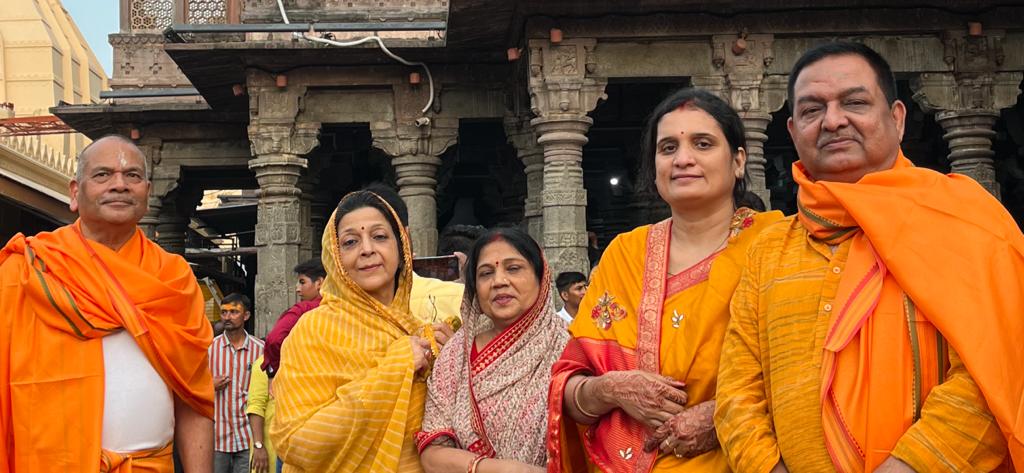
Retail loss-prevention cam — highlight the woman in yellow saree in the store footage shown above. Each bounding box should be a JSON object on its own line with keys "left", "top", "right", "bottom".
{"left": 271, "top": 190, "right": 439, "bottom": 473}
{"left": 547, "top": 88, "right": 784, "bottom": 473}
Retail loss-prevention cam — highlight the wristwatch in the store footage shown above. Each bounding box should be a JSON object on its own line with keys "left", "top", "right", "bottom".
{"left": 254, "top": 441, "right": 264, "bottom": 449}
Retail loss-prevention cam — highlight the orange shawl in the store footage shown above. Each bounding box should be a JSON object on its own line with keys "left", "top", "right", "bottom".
{"left": 795, "top": 152, "right": 1024, "bottom": 472}
{"left": 547, "top": 209, "right": 782, "bottom": 473}
{"left": 0, "top": 222, "right": 214, "bottom": 472}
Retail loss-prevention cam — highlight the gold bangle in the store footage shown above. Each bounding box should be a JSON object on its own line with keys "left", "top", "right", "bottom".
{"left": 468, "top": 454, "right": 487, "bottom": 473}
{"left": 572, "top": 376, "right": 602, "bottom": 419}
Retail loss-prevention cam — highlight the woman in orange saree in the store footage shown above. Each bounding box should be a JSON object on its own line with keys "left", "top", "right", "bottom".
{"left": 547, "top": 88, "right": 783, "bottom": 473}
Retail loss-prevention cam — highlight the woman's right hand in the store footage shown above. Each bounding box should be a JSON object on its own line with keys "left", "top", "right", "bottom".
{"left": 410, "top": 336, "right": 434, "bottom": 372}
{"left": 592, "top": 370, "right": 688, "bottom": 430}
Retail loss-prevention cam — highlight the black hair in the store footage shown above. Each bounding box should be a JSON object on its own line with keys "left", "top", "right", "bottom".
{"left": 736, "top": 191, "right": 767, "bottom": 212}
{"left": 638, "top": 87, "right": 748, "bottom": 206}
{"left": 293, "top": 258, "right": 326, "bottom": 280}
{"left": 362, "top": 182, "right": 409, "bottom": 227}
{"left": 221, "top": 293, "right": 252, "bottom": 313}
{"left": 438, "top": 224, "right": 487, "bottom": 256}
{"left": 788, "top": 41, "right": 897, "bottom": 112}
{"left": 555, "top": 271, "right": 587, "bottom": 293}
{"left": 463, "top": 227, "right": 545, "bottom": 303}
{"left": 334, "top": 190, "right": 406, "bottom": 282}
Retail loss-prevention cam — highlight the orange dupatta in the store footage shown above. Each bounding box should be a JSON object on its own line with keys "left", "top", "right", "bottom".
{"left": 547, "top": 209, "right": 781, "bottom": 473}
{"left": 795, "top": 152, "right": 1024, "bottom": 472}
{"left": 0, "top": 222, "right": 213, "bottom": 472}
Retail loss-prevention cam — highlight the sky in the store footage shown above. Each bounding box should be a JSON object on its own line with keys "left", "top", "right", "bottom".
{"left": 63, "top": 0, "right": 117, "bottom": 77}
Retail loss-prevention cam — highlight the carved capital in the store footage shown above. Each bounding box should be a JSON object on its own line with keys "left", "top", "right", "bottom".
{"left": 912, "top": 71, "right": 1023, "bottom": 113}
{"left": 694, "top": 34, "right": 787, "bottom": 115}
{"left": 249, "top": 154, "right": 308, "bottom": 199}
{"left": 941, "top": 31, "right": 1007, "bottom": 74}
{"left": 527, "top": 38, "right": 608, "bottom": 119}
{"left": 371, "top": 118, "right": 459, "bottom": 158}
{"left": 248, "top": 122, "right": 320, "bottom": 157}
{"left": 503, "top": 114, "right": 542, "bottom": 157}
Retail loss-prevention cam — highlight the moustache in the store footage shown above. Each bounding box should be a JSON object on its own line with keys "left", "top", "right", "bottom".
{"left": 817, "top": 133, "right": 860, "bottom": 148}
{"left": 99, "top": 198, "right": 136, "bottom": 205}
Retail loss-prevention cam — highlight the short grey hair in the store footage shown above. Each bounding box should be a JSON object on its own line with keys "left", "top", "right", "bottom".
{"left": 75, "top": 134, "right": 149, "bottom": 182}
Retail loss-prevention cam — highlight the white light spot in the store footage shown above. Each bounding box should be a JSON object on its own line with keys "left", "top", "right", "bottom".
{"left": 609, "top": 177, "right": 620, "bottom": 186}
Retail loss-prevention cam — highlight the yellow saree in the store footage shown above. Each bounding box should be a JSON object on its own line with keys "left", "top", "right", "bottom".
{"left": 548, "top": 208, "right": 782, "bottom": 473}
{"left": 271, "top": 196, "right": 437, "bottom": 473}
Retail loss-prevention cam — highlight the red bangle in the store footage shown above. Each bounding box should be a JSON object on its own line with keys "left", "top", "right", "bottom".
{"left": 468, "top": 454, "right": 487, "bottom": 473}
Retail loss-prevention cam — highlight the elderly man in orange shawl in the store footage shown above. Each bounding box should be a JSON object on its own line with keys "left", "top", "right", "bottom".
{"left": 715, "top": 42, "right": 1023, "bottom": 473}
{"left": 0, "top": 135, "right": 215, "bottom": 472}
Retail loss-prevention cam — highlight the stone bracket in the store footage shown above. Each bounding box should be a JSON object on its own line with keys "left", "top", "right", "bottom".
{"left": 371, "top": 117, "right": 459, "bottom": 158}
{"left": 912, "top": 71, "right": 1023, "bottom": 113}
{"left": 249, "top": 121, "right": 321, "bottom": 157}
{"left": 527, "top": 38, "right": 608, "bottom": 119}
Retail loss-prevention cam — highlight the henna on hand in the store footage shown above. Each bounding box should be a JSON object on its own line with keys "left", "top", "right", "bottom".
{"left": 651, "top": 400, "right": 719, "bottom": 458}
{"left": 593, "top": 370, "right": 687, "bottom": 430}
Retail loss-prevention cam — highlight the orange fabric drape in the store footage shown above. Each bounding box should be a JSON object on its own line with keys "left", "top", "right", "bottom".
{"left": 100, "top": 443, "right": 174, "bottom": 473}
{"left": 547, "top": 209, "right": 782, "bottom": 473}
{"left": 0, "top": 221, "right": 213, "bottom": 472}
{"left": 795, "top": 152, "right": 1024, "bottom": 471}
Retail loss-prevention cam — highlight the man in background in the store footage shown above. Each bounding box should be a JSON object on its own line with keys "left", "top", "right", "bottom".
{"left": 210, "top": 293, "right": 264, "bottom": 473}
{"left": 555, "top": 271, "right": 588, "bottom": 323}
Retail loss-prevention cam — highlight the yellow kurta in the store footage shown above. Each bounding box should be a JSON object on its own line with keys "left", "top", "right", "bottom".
{"left": 247, "top": 355, "right": 277, "bottom": 468}
{"left": 548, "top": 209, "right": 782, "bottom": 473}
{"left": 271, "top": 197, "right": 434, "bottom": 473}
{"left": 715, "top": 216, "right": 1007, "bottom": 473}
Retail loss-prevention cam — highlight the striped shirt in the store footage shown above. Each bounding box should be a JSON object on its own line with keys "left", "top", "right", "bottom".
{"left": 209, "top": 331, "right": 265, "bottom": 453}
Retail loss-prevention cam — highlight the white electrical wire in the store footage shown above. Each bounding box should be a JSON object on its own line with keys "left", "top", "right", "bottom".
{"left": 275, "top": 0, "right": 435, "bottom": 114}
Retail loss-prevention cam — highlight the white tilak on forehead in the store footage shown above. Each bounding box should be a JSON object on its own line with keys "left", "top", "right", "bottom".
{"left": 117, "top": 149, "right": 128, "bottom": 168}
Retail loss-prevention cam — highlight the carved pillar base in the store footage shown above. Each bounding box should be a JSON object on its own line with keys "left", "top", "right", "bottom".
{"left": 936, "top": 109, "right": 1001, "bottom": 197}
{"left": 532, "top": 115, "right": 592, "bottom": 276}
{"left": 741, "top": 112, "right": 772, "bottom": 208}
{"left": 249, "top": 153, "right": 307, "bottom": 337}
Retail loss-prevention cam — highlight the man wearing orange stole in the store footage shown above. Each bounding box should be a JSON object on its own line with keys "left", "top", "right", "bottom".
{"left": 715, "top": 42, "right": 1022, "bottom": 473}
{"left": 0, "top": 135, "right": 215, "bottom": 472}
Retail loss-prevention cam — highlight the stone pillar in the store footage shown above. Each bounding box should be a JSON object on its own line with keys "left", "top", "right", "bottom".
{"left": 693, "top": 34, "right": 786, "bottom": 209}
{"left": 136, "top": 137, "right": 171, "bottom": 239}
{"left": 527, "top": 38, "right": 607, "bottom": 275}
{"left": 912, "top": 31, "right": 1022, "bottom": 198}
{"left": 155, "top": 197, "right": 188, "bottom": 254}
{"left": 248, "top": 122, "right": 318, "bottom": 337}
{"left": 309, "top": 188, "right": 333, "bottom": 257}
{"left": 372, "top": 118, "right": 458, "bottom": 256}
{"left": 936, "top": 110, "right": 1001, "bottom": 195}
{"left": 296, "top": 176, "right": 316, "bottom": 263}
{"left": 504, "top": 113, "right": 545, "bottom": 242}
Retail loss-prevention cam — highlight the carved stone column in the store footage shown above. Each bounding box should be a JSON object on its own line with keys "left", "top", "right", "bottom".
{"left": 155, "top": 196, "right": 188, "bottom": 254}
{"left": 504, "top": 113, "right": 544, "bottom": 242}
{"left": 248, "top": 121, "right": 318, "bottom": 337}
{"left": 693, "top": 34, "right": 786, "bottom": 209}
{"left": 310, "top": 191, "right": 332, "bottom": 257}
{"left": 372, "top": 118, "right": 458, "bottom": 256}
{"left": 912, "top": 31, "right": 1022, "bottom": 198}
{"left": 136, "top": 137, "right": 170, "bottom": 239}
{"left": 936, "top": 110, "right": 1001, "bottom": 194}
{"left": 528, "top": 38, "right": 607, "bottom": 275}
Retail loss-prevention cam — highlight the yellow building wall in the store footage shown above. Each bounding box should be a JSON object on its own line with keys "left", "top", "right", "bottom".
{"left": 0, "top": 0, "right": 108, "bottom": 167}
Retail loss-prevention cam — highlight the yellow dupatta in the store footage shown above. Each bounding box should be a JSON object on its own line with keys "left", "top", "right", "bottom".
{"left": 271, "top": 194, "right": 437, "bottom": 473}
{"left": 548, "top": 209, "right": 783, "bottom": 473}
